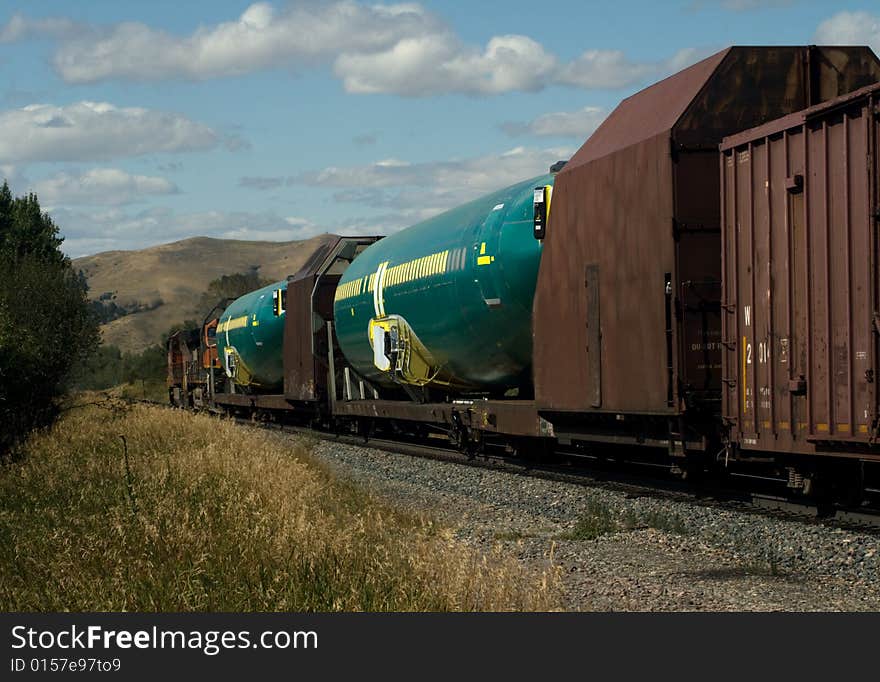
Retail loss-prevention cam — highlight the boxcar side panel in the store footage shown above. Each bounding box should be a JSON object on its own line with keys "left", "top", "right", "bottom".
{"left": 533, "top": 132, "right": 676, "bottom": 413}
{"left": 722, "top": 91, "right": 879, "bottom": 456}
{"left": 283, "top": 276, "right": 318, "bottom": 401}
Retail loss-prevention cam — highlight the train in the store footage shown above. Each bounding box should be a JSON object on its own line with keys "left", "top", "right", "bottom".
{"left": 168, "top": 45, "right": 880, "bottom": 503}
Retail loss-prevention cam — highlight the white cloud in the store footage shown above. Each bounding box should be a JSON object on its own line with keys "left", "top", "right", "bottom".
{"left": 297, "top": 145, "right": 572, "bottom": 222}
{"left": 663, "top": 46, "right": 714, "bottom": 73}
{"left": 300, "top": 146, "right": 570, "bottom": 190}
{"left": 686, "top": 0, "right": 793, "bottom": 10}
{"left": 33, "top": 168, "right": 178, "bottom": 206}
{"left": 558, "top": 47, "right": 709, "bottom": 89}
{"left": 218, "top": 227, "right": 312, "bottom": 241}
{"left": 284, "top": 216, "right": 317, "bottom": 229}
{"left": 501, "top": 106, "right": 608, "bottom": 138}
{"left": 556, "top": 50, "right": 654, "bottom": 89}
{"left": 47, "top": 1, "right": 439, "bottom": 83}
{"left": 238, "top": 175, "right": 285, "bottom": 190}
{"left": 815, "top": 11, "right": 880, "bottom": 54}
{"left": 334, "top": 208, "right": 443, "bottom": 235}
{"left": 0, "top": 164, "right": 27, "bottom": 189}
{"left": 0, "top": 13, "right": 80, "bottom": 43}
{"left": 220, "top": 215, "right": 321, "bottom": 241}
{"left": 335, "top": 32, "right": 557, "bottom": 95}
{"left": 722, "top": 0, "right": 792, "bottom": 8}
{"left": 0, "top": 101, "right": 221, "bottom": 164}
{"left": 2, "top": 3, "right": 703, "bottom": 95}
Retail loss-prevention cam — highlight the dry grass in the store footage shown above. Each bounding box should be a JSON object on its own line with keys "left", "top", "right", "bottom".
{"left": 116, "top": 380, "right": 168, "bottom": 403}
{"left": 0, "top": 400, "right": 558, "bottom": 611}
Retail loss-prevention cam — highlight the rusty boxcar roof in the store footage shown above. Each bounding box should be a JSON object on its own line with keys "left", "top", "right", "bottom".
{"left": 565, "top": 48, "right": 731, "bottom": 170}
{"left": 564, "top": 46, "right": 880, "bottom": 172}
{"left": 721, "top": 79, "right": 880, "bottom": 150}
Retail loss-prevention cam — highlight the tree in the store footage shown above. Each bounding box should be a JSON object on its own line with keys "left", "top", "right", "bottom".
{"left": 0, "top": 180, "right": 99, "bottom": 455}
{"left": 0, "top": 183, "right": 65, "bottom": 266}
{"left": 197, "top": 270, "right": 269, "bottom": 318}
{"left": 161, "top": 319, "right": 199, "bottom": 347}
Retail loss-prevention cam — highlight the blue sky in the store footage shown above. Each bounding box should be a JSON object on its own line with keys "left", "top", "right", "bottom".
{"left": 0, "top": 0, "right": 877, "bottom": 257}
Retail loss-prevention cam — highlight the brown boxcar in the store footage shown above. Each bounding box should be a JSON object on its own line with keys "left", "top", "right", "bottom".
{"left": 533, "top": 46, "right": 880, "bottom": 452}
{"left": 282, "top": 235, "right": 380, "bottom": 403}
{"left": 721, "top": 82, "right": 880, "bottom": 459}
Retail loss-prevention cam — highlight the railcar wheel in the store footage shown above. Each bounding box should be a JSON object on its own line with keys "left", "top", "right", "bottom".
{"left": 671, "top": 454, "right": 709, "bottom": 483}
{"left": 358, "top": 418, "right": 374, "bottom": 444}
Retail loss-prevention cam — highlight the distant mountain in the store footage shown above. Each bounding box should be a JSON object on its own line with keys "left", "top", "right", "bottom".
{"left": 73, "top": 234, "right": 335, "bottom": 352}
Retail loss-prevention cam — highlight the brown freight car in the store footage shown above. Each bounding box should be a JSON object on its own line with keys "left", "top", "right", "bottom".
{"left": 166, "top": 328, "right": 203, "bottom": 407}
{"left": 721, "top": 82, "right": 880, "bottom": 477}
{"left": 533, "top": 46, "right": 880, "bottom": 461}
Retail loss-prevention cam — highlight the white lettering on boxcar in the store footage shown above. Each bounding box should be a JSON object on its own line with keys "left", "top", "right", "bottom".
{"left": 758, "top": 340, "right": 770, "bottom": 364}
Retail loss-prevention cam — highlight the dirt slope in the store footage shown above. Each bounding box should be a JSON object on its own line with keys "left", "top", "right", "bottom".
{"left": 74, "top": 234, "right": 333, "bottom": 351}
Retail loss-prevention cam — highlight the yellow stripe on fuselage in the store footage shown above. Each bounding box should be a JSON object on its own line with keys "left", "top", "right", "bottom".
{"left": 334, "top": 249, "right": 452, "bottom": 303}
{"left": 217, "top": 315, "right": 249, "bottom": 333}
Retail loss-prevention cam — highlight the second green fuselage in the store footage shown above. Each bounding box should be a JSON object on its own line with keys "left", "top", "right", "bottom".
{"left": 217, "top": 280, "right": 287, "bottom": 389}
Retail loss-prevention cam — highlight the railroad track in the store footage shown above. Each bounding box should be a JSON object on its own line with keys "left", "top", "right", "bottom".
{"left": 122, "top": 396, "right": 880, "bottom": 532}
{"left": 227, "top": 414, "right": 880, "bottom": 534}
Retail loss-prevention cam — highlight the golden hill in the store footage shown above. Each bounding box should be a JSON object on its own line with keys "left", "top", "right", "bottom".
{"left": 73, "top": 234, "right": 334, "bottom": 352}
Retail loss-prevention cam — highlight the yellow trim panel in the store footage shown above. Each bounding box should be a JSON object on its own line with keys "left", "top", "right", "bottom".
{"left": 217, "top": 315, "right": 249, "bottom": 333}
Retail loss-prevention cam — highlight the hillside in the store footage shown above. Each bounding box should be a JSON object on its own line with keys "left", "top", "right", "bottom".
{"left": 73, "top": 234, "right": 334, "bottom": 351}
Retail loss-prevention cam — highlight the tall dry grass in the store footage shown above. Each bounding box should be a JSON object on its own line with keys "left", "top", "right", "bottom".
{"left": 117, "top": 379, "right": 167, "bottom": 403}
{"left": 0, "top": 401, "right": 558, "bottom": 611}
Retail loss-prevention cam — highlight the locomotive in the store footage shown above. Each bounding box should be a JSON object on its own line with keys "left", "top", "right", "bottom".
{"left": 168, "top": 45, "right": 880, "bottom": 502}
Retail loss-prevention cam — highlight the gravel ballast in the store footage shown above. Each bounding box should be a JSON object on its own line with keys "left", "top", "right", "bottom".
{"left": 286, "top": 433, "right": 880, "bottom": 611}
